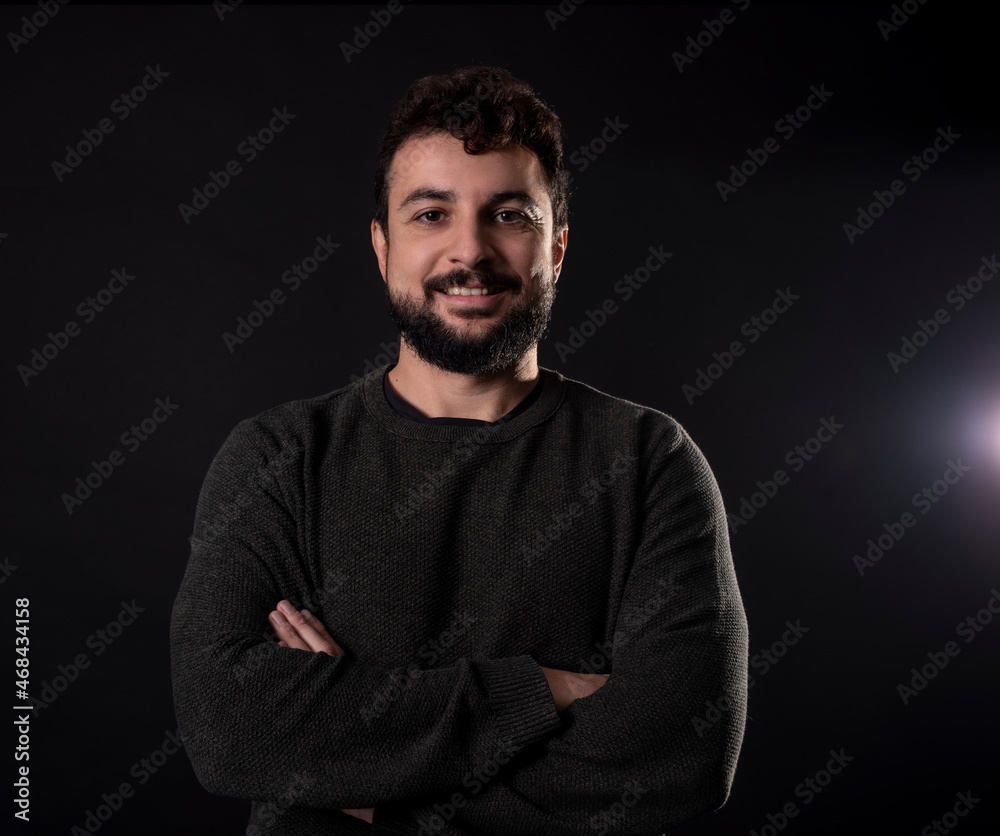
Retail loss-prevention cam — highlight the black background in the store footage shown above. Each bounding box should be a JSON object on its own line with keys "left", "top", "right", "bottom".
{"left": 5, "top": 3, "right": 999, "bottom": 834}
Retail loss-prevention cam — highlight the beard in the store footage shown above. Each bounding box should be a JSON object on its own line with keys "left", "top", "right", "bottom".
{"left": 384, "top": 265, "right": 557, "bottom": 376}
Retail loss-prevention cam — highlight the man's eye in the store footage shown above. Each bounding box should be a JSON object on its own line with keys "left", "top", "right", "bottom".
{"left": 496, "top": 210, "right": 526, "bottom": 223}
{"left": 418, "top": 210, "right": 443, "bottom": 222}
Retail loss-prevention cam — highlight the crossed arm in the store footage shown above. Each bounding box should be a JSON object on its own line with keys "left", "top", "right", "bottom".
{"left": 174, "top": 417, "right": 747, "bottom": 833}
{"left": 267, "top": 599, "right": 610, "bottom": 826}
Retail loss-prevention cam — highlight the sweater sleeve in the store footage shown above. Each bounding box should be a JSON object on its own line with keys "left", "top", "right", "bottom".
{"left": 169, "top": 417, "right": 561, "bottom": 811}
{"left": 369, "top": 421, "right": 749, "bottom": 835}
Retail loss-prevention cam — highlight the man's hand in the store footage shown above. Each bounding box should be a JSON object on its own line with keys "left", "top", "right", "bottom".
{"left": 267, "top": 602, "right": 608, "bottom": 819}
{"left": 268, "top": 600, "right": 374, "bottom": 824}
{"left": 268, "top": 599, "right": 344, "bottom": 656}
{"left": 539, "top": 666, "right": 609, "bottom": 712}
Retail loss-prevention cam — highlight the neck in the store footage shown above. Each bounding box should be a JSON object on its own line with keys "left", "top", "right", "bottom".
{"left": 386, "top": 339, "right": 540, "bottom": 422}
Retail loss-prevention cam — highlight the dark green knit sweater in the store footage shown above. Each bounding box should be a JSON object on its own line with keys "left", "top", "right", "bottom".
{"left": 169, "top": 366, "right": 748, "bottom": 835}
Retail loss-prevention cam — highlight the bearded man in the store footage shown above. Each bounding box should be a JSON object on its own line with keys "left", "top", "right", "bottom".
{"left": 170, "top": 66, "right": 748, "bottom": 835}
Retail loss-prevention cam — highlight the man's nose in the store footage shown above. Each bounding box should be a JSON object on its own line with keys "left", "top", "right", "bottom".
{"left": 447, "top": 217, "right": 495, "bottom": 269}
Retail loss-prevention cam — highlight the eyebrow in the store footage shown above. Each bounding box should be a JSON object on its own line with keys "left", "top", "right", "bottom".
{"left": 491, "top": 191, "right": 543, "bottom": 216}
{"left": 397, "top": 188, "right": 454, "bottom": 211}
{"left": 396, "top": 188, "right": 544, "bottom": 216}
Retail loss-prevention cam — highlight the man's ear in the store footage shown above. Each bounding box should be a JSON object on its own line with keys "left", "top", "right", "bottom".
{"left": 552, "top": 226, "right": 568, "bottom": 283}
{"left": 371, "top": 219, "right": 389, "bottom": 282}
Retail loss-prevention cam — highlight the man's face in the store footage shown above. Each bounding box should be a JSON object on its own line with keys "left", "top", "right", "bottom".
{"left": 371, "top": 133, "right": 567, "bottom": 376}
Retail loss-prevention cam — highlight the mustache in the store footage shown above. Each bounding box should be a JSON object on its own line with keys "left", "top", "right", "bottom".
{"left": 424, "top": 269, "right": 522, "bottom": 293}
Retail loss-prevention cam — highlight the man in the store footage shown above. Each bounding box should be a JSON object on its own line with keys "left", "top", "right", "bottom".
{"left": 170, "top": 66, "right": 748, "bottom": 835}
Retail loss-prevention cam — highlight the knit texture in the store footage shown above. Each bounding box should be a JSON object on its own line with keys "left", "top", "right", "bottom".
{"left": 169, "top": 365, "right": 748, "bottom": 835}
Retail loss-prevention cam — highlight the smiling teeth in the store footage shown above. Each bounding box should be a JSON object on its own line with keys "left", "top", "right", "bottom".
{"left": 444, "top": 287, "right": 498, "bottom": 296}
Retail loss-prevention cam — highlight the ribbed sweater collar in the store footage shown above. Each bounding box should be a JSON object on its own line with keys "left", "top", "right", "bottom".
{"left": 360, "top": 364, "right": 567, "bottom": 444}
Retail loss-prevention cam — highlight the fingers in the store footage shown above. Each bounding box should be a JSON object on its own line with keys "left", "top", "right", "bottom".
{"left": 571, "top": 671, "right": 610, "bottom": 702}
{"left": 300, "top": 609, "right": 345, "bottom": 655}
{"left": 342, "top": 808, "right": 375, "bottom": 823}
{"left": 269, "top": 608, "right": 310, "bottom": 651}
{"left": 269, "top": 600, "right": 344, "bottom": 657}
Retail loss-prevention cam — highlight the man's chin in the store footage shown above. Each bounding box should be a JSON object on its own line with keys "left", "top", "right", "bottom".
{"left": 401, "top": 327, "right": 527, "bottom": 376}
{"left": 386, "top": 282, "right": 555, "bottom": 375}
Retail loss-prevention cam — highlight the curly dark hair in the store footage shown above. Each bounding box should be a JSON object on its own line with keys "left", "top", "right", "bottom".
{"left": 374, "top": 66, "right": 569, "bottom": 241}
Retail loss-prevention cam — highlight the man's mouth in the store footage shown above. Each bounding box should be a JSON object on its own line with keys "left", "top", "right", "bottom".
{"left": 439, "top": 285, "right": 505, "bottom": 297}
{"left": 427, "top": 271, "right": 520, "bottom": 305}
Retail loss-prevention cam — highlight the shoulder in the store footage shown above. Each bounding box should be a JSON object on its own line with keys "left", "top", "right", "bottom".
{"left": 229, "top": 374, "right": 369, "bottom": 447}
{"left": 544, "top": 368, "right": 721, "bottom": 506}
{"left": 208, "top": 374, "right": 372, "bottom": 478}
{"left": 545, "top": 367, "right": 698, "bottom": 453}
{"left": 192, "top": 376, "right": 371, "bottom": 534}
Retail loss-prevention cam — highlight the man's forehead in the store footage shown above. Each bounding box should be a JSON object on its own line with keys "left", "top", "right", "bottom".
{"left": 388, "top": 133, "right": 548, "bottom": 204}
